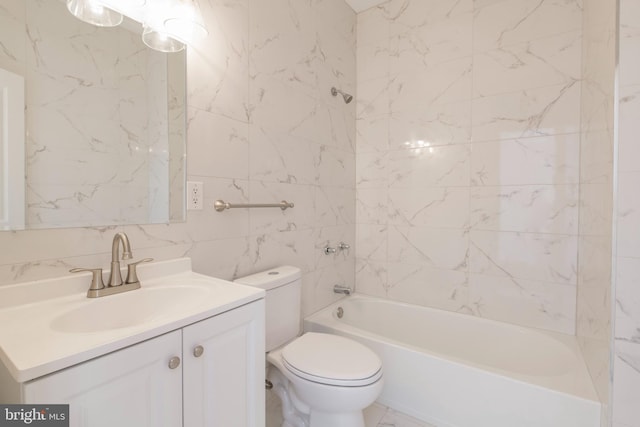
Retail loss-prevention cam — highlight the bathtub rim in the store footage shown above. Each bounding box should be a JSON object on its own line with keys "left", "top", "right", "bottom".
{"left": 304, "top": 294, "right": 599, "bottom": 404}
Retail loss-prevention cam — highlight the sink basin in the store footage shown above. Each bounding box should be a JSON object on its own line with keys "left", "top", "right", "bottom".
{"left": 51, "top": 285, "right": 211, "bottom": 333}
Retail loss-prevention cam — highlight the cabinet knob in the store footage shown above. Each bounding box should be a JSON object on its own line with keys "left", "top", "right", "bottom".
{"left": 168, "top": 356, "right": 181, "bottom": 369}
{"left": 193, "top": 345, "right": 204, "bottom": 358}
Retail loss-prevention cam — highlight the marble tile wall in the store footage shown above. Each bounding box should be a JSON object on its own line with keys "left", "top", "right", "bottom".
{"left": 355, "top": 0, "right": 583, "bottom": 334}
{"left": 576, "top": 0, "right": 616, "bottom": 422}
{"left": 0, "top": 0, "right": 357, "bottom": 318}
{"left": 612, "top": 0, "right": 640, "bottom": 425}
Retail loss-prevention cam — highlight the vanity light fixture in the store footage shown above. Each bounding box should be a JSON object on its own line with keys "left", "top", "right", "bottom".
{"left": 66, "top": 0, "right": 123, "bottom": 27}
{"left": 66, "top": 0, "right": 206, "bottom": 53}
{"left": 163, "top": 0, "right": 208, "bottom": 44}
{"left": 142, "top": 25, "right": 186, "bottom": 53}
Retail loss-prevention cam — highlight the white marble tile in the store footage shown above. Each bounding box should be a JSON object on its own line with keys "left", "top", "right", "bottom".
{"left": 186, "top": 107, "right": 249, "bottom": 180}
{"left": 265, "top": 388, "right": 284, "bottom": 427}
{"left": 389, "top": 12, "right": 473, "bottom": 74}
{"left": 376, "top": 406, "right": 438, "bottom": 427}
{"left": 186, "top": 237, "right": 253, "bottom": 281}
{"left": 188, "top": 0, "right": 249, "bottom": 122}
{"left": 620, "top": 3, "right": 640, "bottom": 87}
{"left": 314, "top": 0, "right": 356, "bottom": 45}
{"left": 387, "top": 226, "right": 468, "bottom": 271}
{"left": 471, "top": 82, "right": 581, "bottom": 142}
{"left": 389, "top": 57, "right": 472, "bottom": 114}
{"left": 580, "top": 77, "right": 615, "bottom": 136}
{"left": 303, "top": 260, "right": 355, "bottom": 316}
{"left": 357, "top": 76, "right": 390, "bottom": 119}
{"left": 470, "top": 134, "right": 580, "bottom": 186}
{"left": 357, "top": 116, "right": 390, "bottom": 153}
{"left": 388, "top": 144, "right": 471, "bottom": 188}
{"left": 356, "top": 188, "right": 388, "bottom": 225}
{"left": 616, "top": 171, "right": 640, "bottom": 258}
{"left": 615, "top": 257, "right": 640, "bottom": 343}
{"left": 0, "top": 226, "right": 117, "bottom": 267}
{"left": 249, "top": 229, "right": 315, "bottom": 274}
{"left": 386, "top": 262, "right": 470, "bottom": 312}
{"left": 315, "top": 145, "right": 356, "bottom": 188}
{"left": 248, "top": 125, "right": 316, "bottom": 185}
{"left": 469, "top": 273, "right": 576, "bottom": 334}
{"left": 320, "top": 103, "right": 357, "bottom": 153}
{"left": 356, "top": 224, "right": 387, "bottom": 262}
{"left": 249, "top": 75, "right": 323, "bottom": 144}
{"left": 470, "top": 184, "right": 579, "bottom": 234}
{"left": 356, "top": 3, "right": 390, "bottom": 47}
{"left": 355, "top": 258, "right": 388, "bottom": 298}
{"left": 469, "top": 230, "right": 578, "bottom": 285}
{"left": 473, "top": 0, "right": 583, "bottom": 53}
{"left": 579, "top": 183, "right": 614, "bottom": 238}
{"left": 315, "top": 186, "right": 356, "bottom": 227}
{"left": 389, "top": 101, "right": 472, "bottom": 148}
{"left": 356, "top": 151, "right": 388, "bottom": 189}
{"left": 612, "top": 342, "right": 640, "bottom": 427}
{"left": 577, "top": 235, "right": 613, "bottom": 341}
{"left": 387, "top": 0, "right": 473, "bottom": 29}
{"left": 580, "top": 129, "right": 614, "bottom": 184}
{"left": 388, "top": 187, "right": 470, "bottom": 228}
{"left": 357, "top": 41, "right": 389, "bottom": 83}
{"left": 0, "top": 0, "right": 25, "bottom": 75}
{"left": 248, "top": 0, "right": 318, "bottom": 97}
{"left": 618, "top": 85, "right": 640, "bottom": 173}
{"left": 473, "top": 31, "right": 581, "bottom": 97}
{"left": 363, "top": 403, "right": 387, "bottom": 427}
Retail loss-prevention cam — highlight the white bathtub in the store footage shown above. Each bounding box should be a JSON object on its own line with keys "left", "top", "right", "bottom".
{"left": 304, "top": 295, "right": 600, "bottom": 427}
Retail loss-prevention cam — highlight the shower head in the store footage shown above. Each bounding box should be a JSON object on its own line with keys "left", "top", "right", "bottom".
{"left": 331, "top": 87, "right": 353, "bottom": 104}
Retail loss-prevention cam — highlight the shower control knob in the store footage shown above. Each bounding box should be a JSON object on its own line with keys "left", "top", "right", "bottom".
{"left": 168, "top": 356, "right": 181, "bottom": 369}
{"left": 324, "top": 246, "right": 337, "bottom": 255}
{"left": 337, "top": 242, "right": 350, "bottom": 251}
{"left": 193, "top": 345, "right": 204, "bottom": 358}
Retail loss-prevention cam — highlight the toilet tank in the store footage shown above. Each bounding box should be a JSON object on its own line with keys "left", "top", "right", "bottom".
{"left": 234, "top": 266, "right": 301, "bottom": 352}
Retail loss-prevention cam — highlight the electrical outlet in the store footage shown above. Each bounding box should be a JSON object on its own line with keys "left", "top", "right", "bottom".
{"left": 187, "top": 181, "right": 203, "bottom": 210}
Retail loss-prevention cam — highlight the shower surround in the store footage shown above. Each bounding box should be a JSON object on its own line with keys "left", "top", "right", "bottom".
{"left": 355, "top": 0, "right": 583, "bottom": 335}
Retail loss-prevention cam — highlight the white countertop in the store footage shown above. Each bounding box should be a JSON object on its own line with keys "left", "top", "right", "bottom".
{"left": 0, "top": 258, "right": 264, "bottom": 383}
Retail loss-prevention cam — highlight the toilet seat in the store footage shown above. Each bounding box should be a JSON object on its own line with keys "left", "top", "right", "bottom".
{"left": 281, "top": 332, "right": 382, "bottom": 387}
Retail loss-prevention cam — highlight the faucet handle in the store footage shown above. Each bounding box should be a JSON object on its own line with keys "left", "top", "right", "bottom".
{"left": 70, "top": 268, "right": 105, "bottom": 291}
{"left": 125, "top": 258, "right": 154, "bottom": 285}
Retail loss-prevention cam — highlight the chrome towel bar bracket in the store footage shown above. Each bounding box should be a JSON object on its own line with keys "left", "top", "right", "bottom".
{"left": 214, "top": 199, "right": 295, "bottom": 212}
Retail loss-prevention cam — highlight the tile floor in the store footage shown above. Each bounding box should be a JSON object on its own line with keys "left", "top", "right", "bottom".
{"left": 266, "top": 389, "right": 437, "bottom": 427}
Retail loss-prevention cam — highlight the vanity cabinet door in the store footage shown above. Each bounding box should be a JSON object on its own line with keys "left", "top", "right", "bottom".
{"left": 183, "top": 301, "right": 265, "bottom": 427}
{"left": 22, "top": 331, "right": 183, "bottom": 427}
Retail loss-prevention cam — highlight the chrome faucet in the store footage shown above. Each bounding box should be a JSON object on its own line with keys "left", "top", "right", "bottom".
{"left": 107, "top": 232, "right": 133, "bottom": 287}
{"left": 333, "top": 284, "right": 352, "bottom": 296}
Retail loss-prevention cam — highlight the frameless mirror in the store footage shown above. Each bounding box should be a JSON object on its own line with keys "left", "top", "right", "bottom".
{"left": 0, "top": 0, "right": 186, "bottom": 230}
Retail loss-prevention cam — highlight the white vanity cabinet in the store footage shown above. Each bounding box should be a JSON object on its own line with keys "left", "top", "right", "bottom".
{"left": 18, "top": 301, "right": 265, "bottom": 427}
{"left": 23, "top": 330, "right": 183, "bottom": 427}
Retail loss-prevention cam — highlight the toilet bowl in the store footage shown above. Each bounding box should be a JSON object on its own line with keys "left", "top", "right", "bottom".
{"left": 235, "top": 267, "right": 384, "bottom": 427}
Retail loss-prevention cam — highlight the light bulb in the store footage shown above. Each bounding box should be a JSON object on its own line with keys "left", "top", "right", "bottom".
{"left": 66, "top": 0, "right": 123, "bottom": 27}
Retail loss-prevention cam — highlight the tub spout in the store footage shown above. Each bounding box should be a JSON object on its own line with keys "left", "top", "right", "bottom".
{"left": 333, "top": 284, "right": 352, "bottom": 296}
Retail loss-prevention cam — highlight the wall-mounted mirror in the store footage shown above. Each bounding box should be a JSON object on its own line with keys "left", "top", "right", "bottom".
{"left": 0, "top": 0, "right": 186, "bottom": 231}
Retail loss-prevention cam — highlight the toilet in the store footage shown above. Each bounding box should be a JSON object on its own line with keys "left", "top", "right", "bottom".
{"left": 235, "top": 266, "right": 383, "bottom": 427}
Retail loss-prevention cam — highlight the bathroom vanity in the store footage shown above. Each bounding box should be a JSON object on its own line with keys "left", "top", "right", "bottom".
{"left": 0, "top": 258, "right": 265, "bottom": 427}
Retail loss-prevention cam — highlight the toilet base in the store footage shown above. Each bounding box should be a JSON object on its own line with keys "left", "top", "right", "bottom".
{"left": 268, "top": 367, "right": 372, "bottom": 427}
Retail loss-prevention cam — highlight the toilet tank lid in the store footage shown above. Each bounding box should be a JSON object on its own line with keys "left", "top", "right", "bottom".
{"left": 234, "top": 266, "right": 301, "bottom": 290}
